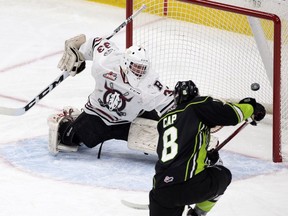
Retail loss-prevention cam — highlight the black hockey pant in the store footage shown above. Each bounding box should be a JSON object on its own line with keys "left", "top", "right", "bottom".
{"left": 60, "top": 112, "right": 131, "bottom": 148}
{"left": 149, "top": 165, "right": 232, "bottom": 216}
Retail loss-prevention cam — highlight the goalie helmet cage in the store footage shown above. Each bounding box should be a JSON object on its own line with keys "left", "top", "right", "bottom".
{"left": 126, "top": 0, "right": 288, "bottom": 162}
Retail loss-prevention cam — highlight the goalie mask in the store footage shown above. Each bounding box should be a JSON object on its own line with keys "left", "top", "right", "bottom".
{"left": 121, "top": 45, "right": 149, "bottom": 87}
{"left": 174, "top": 80, "right": 199, "bottom": 105}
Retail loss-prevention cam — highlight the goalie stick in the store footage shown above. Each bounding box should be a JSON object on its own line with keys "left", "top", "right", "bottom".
{"left": 0, "top": 71, "right": 69, "bottom": 116}
{"left": 106, "top": 4, "right": 146, "bottom": 40}
{"left": 0, "top": 4, "right": 147, "bottom": 116}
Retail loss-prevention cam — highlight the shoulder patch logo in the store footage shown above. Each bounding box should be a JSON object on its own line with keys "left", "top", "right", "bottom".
{"left": 164, "top": 176, "right": 174, "bottom": 183}
{"left": 103, "top": 72, "right": 117, "bottom": 81}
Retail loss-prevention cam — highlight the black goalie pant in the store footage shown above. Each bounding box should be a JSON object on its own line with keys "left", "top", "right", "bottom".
{"left": 149, "top": 165, "right": 232, "bottom": 216}
{"left": 61, "top": 112, "right": 131, "bottom": 148}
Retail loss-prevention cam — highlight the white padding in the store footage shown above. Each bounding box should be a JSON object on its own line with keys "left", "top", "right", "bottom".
{"left": 58, "top": 144, "right": 78, "bottom": 152}
{"left": 47, "top": 106, "right": 81, "bottom": 155}
{"left": 47, "top": 113, "right": 64, "bottom": 155}
{"left": 58, "top": 34, "right": 86, "bottom": 75}
{"left": 127, "top": 118, "right": 158, "bottom": 155}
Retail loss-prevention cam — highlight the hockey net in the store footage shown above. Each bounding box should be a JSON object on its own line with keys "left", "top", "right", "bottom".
{"left": 126, "top": 0, "right": 288, "bottom": 162}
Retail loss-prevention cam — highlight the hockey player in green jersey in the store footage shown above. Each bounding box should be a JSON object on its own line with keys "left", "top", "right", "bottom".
{"left": 149, "top": 80, "right": 266, "bottom": 216}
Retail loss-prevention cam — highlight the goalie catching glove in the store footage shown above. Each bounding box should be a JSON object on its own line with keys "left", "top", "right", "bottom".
{"left": 58, "top": 34, "right": 86, "bottom": 76}
{"left": 239, "top": 97, "right": 266, "bottom": 122}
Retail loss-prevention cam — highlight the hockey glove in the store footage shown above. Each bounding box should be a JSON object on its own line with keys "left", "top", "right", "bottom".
{"left": 58, "top": 34, "right": 86, "bottom": 76}
{"left": 207, "top": 149, "right": 222, "bottom": 166}
{"left": 239, "top": 97, "right": 266, "bottom": 122}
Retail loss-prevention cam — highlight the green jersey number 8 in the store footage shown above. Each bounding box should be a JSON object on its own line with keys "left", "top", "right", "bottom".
{"left": 161, "top": 126, "right": 178, "bottom": 162}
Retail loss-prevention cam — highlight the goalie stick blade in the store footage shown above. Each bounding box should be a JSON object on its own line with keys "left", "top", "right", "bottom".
{"left": 0, "top": 107, "right": 25, "bottom": 116}
{"left": 0, "top": 71, "right": 70, "bottom": 116}
{"left": 121, "top": 199, "right": 149, "bottom": 210}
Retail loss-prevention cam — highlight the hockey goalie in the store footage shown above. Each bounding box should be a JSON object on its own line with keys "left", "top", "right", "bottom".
{"left": 47, "top": 34, "right": 174, "bottom": 155}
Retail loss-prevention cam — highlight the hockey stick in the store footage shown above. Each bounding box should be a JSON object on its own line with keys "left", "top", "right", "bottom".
{"left": 121, "top": 199, "right": 149, "bottom": 210}
{"left": 0, "top": 4, "right": 147, "bottom": 116}
{"left": 0, "top": 71, "right": 70, "bottom": 116}
{"left": 215, "top": 120, "right": 256, "bottom": 151}
{"left": 107, "top": 4, "right": 147, "bottom": 40}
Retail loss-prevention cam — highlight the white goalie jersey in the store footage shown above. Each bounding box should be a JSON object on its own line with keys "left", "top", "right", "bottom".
{"left": 79, "top": 37, "right": 174, "bottom": 125}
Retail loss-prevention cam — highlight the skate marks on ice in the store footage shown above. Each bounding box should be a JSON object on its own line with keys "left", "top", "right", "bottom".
{"left": 0, "top": 136, "right": 285, "bottom": 191}
{"left": 0, "top": 136, "right": 157, "bottom": 191}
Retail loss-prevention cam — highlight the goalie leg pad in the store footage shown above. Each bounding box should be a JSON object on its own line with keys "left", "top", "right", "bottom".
{"left": 127, "top": 117, "right": 158, "bottom": 155}
{"left": 47, "top": 106, "right": 81, "bottom": 155}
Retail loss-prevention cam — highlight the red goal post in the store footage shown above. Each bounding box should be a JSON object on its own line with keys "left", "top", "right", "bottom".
{"left": 126, "top": 0, "right": 288, "bottom": 162}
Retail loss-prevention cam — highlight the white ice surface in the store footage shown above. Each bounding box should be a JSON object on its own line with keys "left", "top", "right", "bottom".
{"left": 0, "top": 0, "right": 287, "bottom": 216}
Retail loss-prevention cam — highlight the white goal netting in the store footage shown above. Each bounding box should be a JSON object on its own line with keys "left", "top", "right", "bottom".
{"left": 127, "top": 0, "right": 288, "bottom": 162}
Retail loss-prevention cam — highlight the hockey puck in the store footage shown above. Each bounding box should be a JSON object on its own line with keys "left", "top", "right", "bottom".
{"left": 251, "top": 83, "right": 260, "bottom": 91}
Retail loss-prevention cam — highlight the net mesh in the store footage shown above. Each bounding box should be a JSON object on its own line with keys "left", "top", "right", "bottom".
{"left": 129, "top": 0, "right": 288, "bottom": 161}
